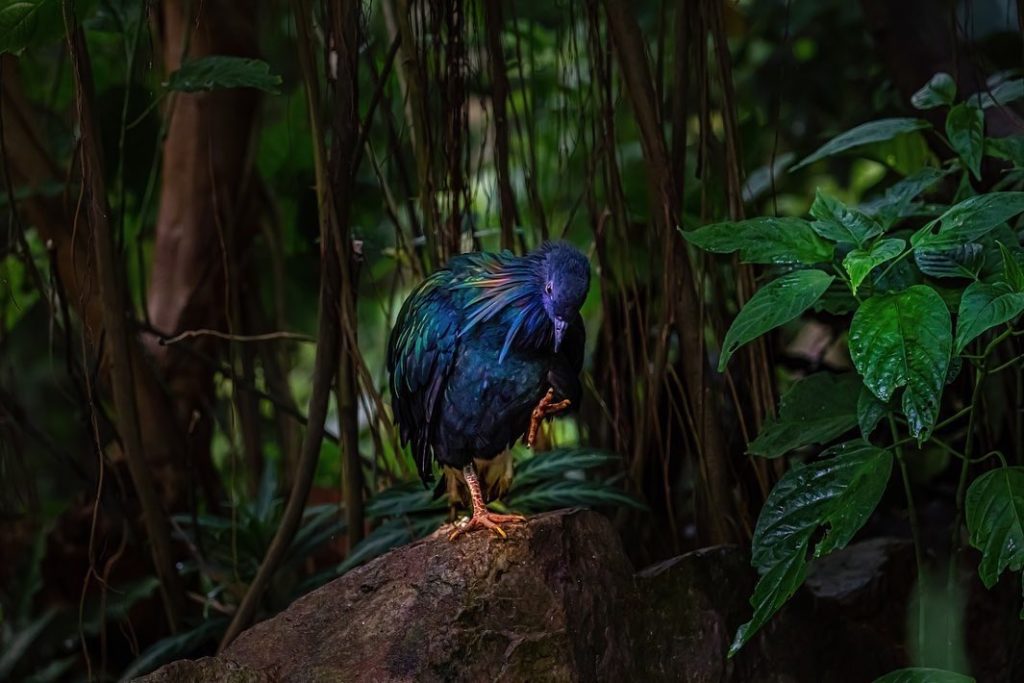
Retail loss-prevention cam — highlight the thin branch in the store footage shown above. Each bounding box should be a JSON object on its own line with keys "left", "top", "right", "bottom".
{"left": 159, "top": 328, "right": 315, "bottom": 345}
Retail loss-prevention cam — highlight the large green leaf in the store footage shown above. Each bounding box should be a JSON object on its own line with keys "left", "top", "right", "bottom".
{"left": 946, "top": 103, "right": 984, "bottom": 180}
{"left": 683, "top": 218, "right": 834, "bottom": 265}
{"left": 874, "top": 668, "right": 975, "bottom": 683}
{"left": 965, "top": 467, "right": 1024, "bottom": 599}
{"left": 849, "top": 286, "right": 952, "bottom": 440}
{"left": 911, "top": 73, "right": 957, "bottom": 110}
{"left": 857, "top": 385, "right": 888, "bottom": 438}
{"left": 844, "top": 238, "right": 905, "bottom": 294}
{"left": 955, "top": 282, "right": 1024, "bottom": 353}
{"left": 730, "top": 441, "right": 893, "bottom": 656}
{"left": 912, "top": 192, "right": 1024, "bottom": 249}
{"left": 748, "top": 372, "right": 860, "bottom": 458}
{"left": 791, "top": 118, "right": 932, "bottom": 171}
{"left": 167, "top": 56, "right": 282, "bottom": 93}
{"left": 809, "top": 190, "right": 882, "bottom": 246}
{"left": 718, "top": 270, "right": 834, "bottom": 371}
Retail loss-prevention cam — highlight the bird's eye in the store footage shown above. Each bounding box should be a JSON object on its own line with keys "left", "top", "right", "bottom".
{"left": 545, "top": 282, "right": 553, "bottom": 296}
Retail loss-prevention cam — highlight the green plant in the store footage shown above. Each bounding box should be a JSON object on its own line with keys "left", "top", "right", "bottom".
{"left": 686, "top": 71, "right": 1024, "bottom": 680}
{"left": 336, "top": 448, "right": 643, "bottom": 574}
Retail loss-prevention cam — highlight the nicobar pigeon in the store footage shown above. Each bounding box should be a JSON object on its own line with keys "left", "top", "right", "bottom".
{"left": 387, "top": 242, "right": 590, "bottom": 539}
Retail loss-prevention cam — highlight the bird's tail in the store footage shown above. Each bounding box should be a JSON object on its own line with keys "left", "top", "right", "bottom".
{"left": 441, "top": 451, "right": 514, "bottom": 519}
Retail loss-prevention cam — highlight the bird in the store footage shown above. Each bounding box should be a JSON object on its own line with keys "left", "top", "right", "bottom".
{"left": 387, "top": 241, "right": 590, "bottom": 539}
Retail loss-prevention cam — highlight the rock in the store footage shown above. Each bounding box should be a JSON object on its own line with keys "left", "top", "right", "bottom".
{"left": 142, "top": 509, "right": 634, "bottom": 682}
{"left": 631, "top": 545, "right": 754, "bottom": 683}
{"left": 140, "top": 515, "right": 1017, "bottom": 683}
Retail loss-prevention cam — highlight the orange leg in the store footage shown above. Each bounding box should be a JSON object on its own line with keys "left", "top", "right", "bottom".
{"left": 526, "top": 388, "right": 572, "bottom": 448}
{"left": 448, "top": 464, "right": 526, "bottom": 541}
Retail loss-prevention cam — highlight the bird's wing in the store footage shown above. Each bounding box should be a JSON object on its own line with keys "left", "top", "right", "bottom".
{"left": 387, "top": 270, "right": 461, "bottom": 484}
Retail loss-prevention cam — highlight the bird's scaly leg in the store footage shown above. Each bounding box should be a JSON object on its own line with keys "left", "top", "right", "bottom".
{"left": 527, "top": 388, "right": 572, "bottom": 448}
{"left": 448, "top": 464, "right": 525, "bottom": 541}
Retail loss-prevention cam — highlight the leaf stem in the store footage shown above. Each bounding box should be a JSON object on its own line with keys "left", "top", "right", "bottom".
{"left": 890, "top": 414, "right": 926, "bottom": 661}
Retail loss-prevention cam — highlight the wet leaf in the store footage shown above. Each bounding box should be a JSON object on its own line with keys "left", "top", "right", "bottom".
{"left": 748, "top": 373, "right": 861, "bottom": 458}
{"left": 730, "top": 441, "right": 892, "bottom": 656}
{"left": 965, "top": 467, "right": 1024, "bottom": 607}
{"left": 719, "top": 270, "right": 834, "bottom": 371}
{"left": 167, "top": 55, "right": 282, "bottom": 93}
{"left": 955, "top": 282, "right": 1024, "bottom": 353}
{"left": 946, "top": 103, "right": 984, "bottom": 180}
{"left": 810, "top": 190, "right": 883, "bottom": 246}
{"left": 844, "top": 238, "right": 905, "bottom": 294}
{"left": 849, "top": 286, "right": 951, "bottom": 441}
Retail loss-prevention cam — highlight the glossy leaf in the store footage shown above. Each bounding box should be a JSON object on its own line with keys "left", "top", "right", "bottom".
{"left": 792, "top": 118, "right": 931, "bottom": 171}
{"left": 718, "top": 270, "right": 834, "bottom": 371}
{"left": 965, "top": 467, "right": 1024, "bottom": 595}
{"left": 874, "top": 668, "right": 975, "bottom": 683}
{"left": 748, "top": 373, "right": 861, "bottom": 458}
{"left": 986, "top": 136, "right": 1024, "bottom": 167}
{"left": 912, "top": 192, "right": 1024, "bottom": 249}
{"left": 730, "top": 441, "right": 893, "bottom": 656}
{"left": 857, "top": 385, "right": 888, "bottom": 438}
{"left": 946, "top": 103, "right": 984, "bottom": 180}
{"left": 167, "top": 56, "right": 282, "bottom": 93}
{"left": 849, "top": 286, "right": 952, "bottom": 440}
{"left": 955, "top": 282, "right": 1024, "bottom": 353}
{"left": 809, "top": 190, "right": 882, "bottom": 246}
{"left": 844, "top": 238, "right": 905, "bottom": 294}
{"left": 914, "top": 243, "right": 984, "bottom": 279}
{"left": 911, "top": 73, "right": 957, "bottom": 109}
{"left": 683, "top": 218, "right": 834, "bottom": 265}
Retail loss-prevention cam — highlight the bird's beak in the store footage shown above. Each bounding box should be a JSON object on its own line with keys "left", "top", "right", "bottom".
{"left": 553, "top": 318, "right": 567, "bottom": 352}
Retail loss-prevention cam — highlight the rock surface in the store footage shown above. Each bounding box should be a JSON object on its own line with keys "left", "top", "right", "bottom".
{"left": 142, "top": 509, "right": 634, "bottom": 682}
{"left": 140, "top": 510, "right": 1018, "bottom": 682}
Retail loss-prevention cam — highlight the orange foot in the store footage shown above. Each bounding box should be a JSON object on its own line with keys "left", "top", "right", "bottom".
{"left": 527, "top": 388, "right": 571, "bottom": 448}
{"left": 448, "top": 511, "right": 527, "bottom": 541}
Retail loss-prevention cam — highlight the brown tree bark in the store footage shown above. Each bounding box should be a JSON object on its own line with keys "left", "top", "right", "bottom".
{"left": 483, "top": 0, "right": 519, "bottom": 252}
{"left": 146, "top": 0, "right": 263, "bottom": 506}
{"left": 602, "top": 0, "right": 738, "bottom": 545}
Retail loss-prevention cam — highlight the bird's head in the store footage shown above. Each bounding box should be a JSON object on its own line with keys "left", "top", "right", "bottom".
{"left": 537, "top": 242, "right": 590, "bottom": 351}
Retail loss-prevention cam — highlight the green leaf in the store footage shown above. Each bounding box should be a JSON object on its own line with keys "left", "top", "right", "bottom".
{"left": 809, "top": 190, "right": 883, "bottom": 246}
{"left": 861, "top": 167, "right": 949, "bottom": 226}
{"left": 843, "top": 238, "right": 905, "bottom": 294}
{"left": 955, "top": 281, "right": 1024, "bottom": 353}
{"left": 999, "top": 242, "right": 1024, "bottom": 291}
{"left": 849, "top": 286, "right": 952, "bottom": 441}
{"left": 969, "top": 78, "right": 1024, "bottom": 109}
{"left": 911, "top": 73, "right": 957, "bottom": 109}
{"left": 946, "top": 103, "right": 984, "bottom": 180}
{"left": 874, "top": 668, "right": 975, "bottom": 683}
{"left": 792, "top": 118, "right": 932, "bottom": 171}
{"left": 747, "top": 373, "right": 860, "bottom": 458}
{"left": 0, "top": 0, "right": 57, "bottom": 54}
{"left": 730, "top": 441, "right": 893, "bottom": 656}
{"left": 857, "top": 385, "right": 888, "bottom": 438}
{"left": 965, "top": 467, "right": 1024, "bottom": 594}
{"left": 912, "top": 192, "right": 1024, "bottom": 249}
{"left": 718, "top": 270, "right": 835, "bottom": 371}
{"left": 985, "top": 136, "right": 1024, "bottom": 167}
{"left": 166, "top": 56, "right": 282, "bottom": 93}
{"left": 914, "top": 242, "right": 984, "bottom": 279}
{"left": 683, "top": 218, "right": 834, "bottom": 265}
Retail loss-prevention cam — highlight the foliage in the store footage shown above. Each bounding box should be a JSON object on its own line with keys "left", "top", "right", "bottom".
{"left": 689, "top": 72, "right": 1024, "bottom": 668}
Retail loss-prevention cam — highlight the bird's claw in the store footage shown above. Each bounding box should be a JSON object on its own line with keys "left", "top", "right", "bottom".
{"left": 527, "top": 388, "right": 571, "bottom": 448}
{"left": 447, "top": 511, "right": 526, "bottom": 541}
